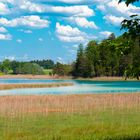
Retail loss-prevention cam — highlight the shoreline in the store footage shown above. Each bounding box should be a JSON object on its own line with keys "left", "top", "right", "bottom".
{"left": 0, "top": 74, "right": 59, "bottom": 79}
{"left": 0, "top": 74, "right": 134, "bottom": 81}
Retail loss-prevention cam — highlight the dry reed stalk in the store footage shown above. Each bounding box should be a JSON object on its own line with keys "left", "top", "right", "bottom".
{"left": 0, "top": 93, "right": 140, "bottom": 117}
{"left": 0, "top": 83, "right": 73, "bottom": 90}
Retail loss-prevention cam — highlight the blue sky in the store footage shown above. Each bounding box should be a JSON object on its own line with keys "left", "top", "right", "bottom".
{"left": 0, "top": 0, "right": 139, "bottom": 63}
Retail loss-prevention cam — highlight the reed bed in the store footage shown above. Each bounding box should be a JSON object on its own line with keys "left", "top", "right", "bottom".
{"left": 0, "top": 93, "right": 140, "bottom": 140}
{"left": 0, "top": 93, "right": 140, "bottom": 115}
{"left": 0, "top": 82, "right": 73, "bottom": 90}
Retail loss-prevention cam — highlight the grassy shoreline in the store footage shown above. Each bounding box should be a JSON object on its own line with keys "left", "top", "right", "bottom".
{"left": 0, "top": 82, "right": 73, "bottom": 90}
{"left": 0, "top": 74, "right": 139, "bottom": 81}
{"left": 0, "top": 93, "right": 140, "bottom": 139}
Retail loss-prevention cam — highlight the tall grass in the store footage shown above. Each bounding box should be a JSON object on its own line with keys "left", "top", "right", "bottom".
{"left": 0, "top": 83, "right": 73, "bottom": 90}
{"left": 0, "top": 94, "right": 140, "bottom": 139}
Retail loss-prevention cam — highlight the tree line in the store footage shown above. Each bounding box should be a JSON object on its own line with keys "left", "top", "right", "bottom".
{"left": 73, "top": 33, "right": 137, "bottom": 79}
{"left": 54, "top": 30, "right": 139, "bottom": 79}
{"left": 0, "top": 59, "right": 55, "bottom": 75}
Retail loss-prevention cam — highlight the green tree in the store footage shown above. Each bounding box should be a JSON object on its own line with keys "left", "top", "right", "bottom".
{"left": 121, "top": 15, "right": 140, "bottom": 79}
{"left": 53, "top": 63, "right": 72, "bottom": 76}
{"left": 86, "top": 41, "right": 99, "bottom": 77}
{"left": 15, "top": 63, "right": 44, "bottom": 75}
{"left": 119, "top": 0, "right": 139, "bottom": 6}
{"left": 1, "top": 59, "right": 12, "bottom": 74}
{"left": 108, "top": 33, "right": 116, "bottom": 41}
{"left": 73, "top": 44, "right": 89, "bottom": 77}
{"left": 119, "top": 0, "right": 140, "bottom": 79}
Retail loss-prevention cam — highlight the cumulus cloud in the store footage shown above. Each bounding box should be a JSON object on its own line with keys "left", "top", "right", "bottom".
{"left": 4, "top": 56, "right": 15, "bottom": 61}
{"left": 96, "top": 0, "right": 140, "bottom": 26}
{"left": 0, "top": 33, "right": 12, "bottom": 40}
{"left": 56, "top": 22, "right": 96, "bottom": 42}
{"left": 0, "top": 2, "right": 10, "bottom": 15}
{"left": 17, "top": 39, "right": 22, "bottom": 43}
{"left": 67, "top": 17, "right": 98, "bottom": 29}
{"left": 0, "top": 15, "right": 49, "bottom": 28}
{"left": 106, "top": 0, "right": 140, "bottom": 17}
{"left": 104, "top": 15, "right": 125, "bottom": 26}
{"left": 55, "top": 0, "right": 86, "bottom": 4}
{"left": 19, "top": 29, "right": 32, "bottom": 34}
{"left": 0, "top": 27, "right": 8, "bottom": 33}
{"left": 44, "top": 5, "right": 94, "bottom": 17}
{"left": 2, "top": 0, "right": 94, "bottom": 17}
{"left": 38, "top": 38, "right": 43, "bottom": 41}
{"left": 56, "top": 22, "right": 84, "bottom": 36}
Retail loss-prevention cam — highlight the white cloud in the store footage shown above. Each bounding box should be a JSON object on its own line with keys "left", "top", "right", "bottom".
{"left": 97, "top": 5, "right": 106, "bottom": 12}
{"left": 45, "top": 5, "right": 94, "bottom": 17}
{"left": 100, "top": 31, "right": 112, "bottom": 38}
{"left": 0, "top": 2, "right": 10, "bottom": 15}
{"left": 38, "top": 38, "right": 43, "bottom": 41}
{"left": 68, "top": 17, "right": 98, "bottom": 29}
{"left": 17, "top": 39, "right": 22, "bottom": 43}
{"left": 0, "top": 33, "right": 12, "bottom": 40}
{"left": 0, "top": 15, "right": 49, "bottom": 28}
{"left": 56, "top": 22, "right": 97, "bottom": 42}
{"left": 19, "top": 29, "right": 32, "bottom": 33}
{"left": 11, "top": 0, "right": 94, "bottom": 17}
{"left": 104, "top": 15, "right": 124, "bottom": 26}
{"left": 58, "top": 35, "right": 85, "bottom": 42}
{"left": 57, "top": 57, "right": 64, "bottom": 63}
{"left": 107, "top": 0, "right": 140, "bottom": 17}
{"left": 56, "top": 22, "right": 84, "bottom": 37}
{"left": 96, "top": 0, "right": 140, "bottom": 26}
{"left": 4, "top": 56, "right": 15, "bottom": 61}
{"left": 57, "top": 0, "right": 86, "bottom": 4}
{"left": 0, "top": 27, "right": 7, "bottom": 33}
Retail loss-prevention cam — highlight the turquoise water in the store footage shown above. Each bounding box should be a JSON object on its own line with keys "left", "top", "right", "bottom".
{"left": 0, "top": 79, "right": 140, "bottom": 95}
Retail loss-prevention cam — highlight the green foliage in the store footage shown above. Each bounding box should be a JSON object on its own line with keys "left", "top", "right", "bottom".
{"left": 0, "top": 60, "right": 45, "bottom": 75}
{"left": 119, "top": 0, "right": 139, "bottom": 6}
{"left": 108, "top": 33, "right": 116, "bottom": 40}
{"left": 72, "top": 32, "right": 139, "bottom": 79}
{"left": 43, "top": 69, "right": 53, "bottom": 75}
{"left": 0, "top": 59, "right": 12, "bottom": 74}
{"left": 86, "top": 41, "right": 99, "bottom": 77}
{"left": 31, "top": 59, "right": 55, "bottom": 69}
{"left": 121, "top": 15, "right": 140, "bottom": 38}
{"left": 53, "top": 62, "right": 72, "bottom": 76}
{"left": 73, "top": 44, "right": 91, "bottom": 78}
{"left": 19, "top": 63, "right": 45, "bottom": 75}
{"left": 120, "top": 15, "right": 140, "bottom": 79}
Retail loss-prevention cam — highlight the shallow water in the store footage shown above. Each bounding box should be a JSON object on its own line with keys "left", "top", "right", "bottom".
{"left": 0, "top": 79, "right": 140, "bottom": 95}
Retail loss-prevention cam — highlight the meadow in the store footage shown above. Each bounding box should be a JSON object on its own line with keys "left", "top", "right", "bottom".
{"left": 0, "top": 93, "right": 140, "bottom": 140}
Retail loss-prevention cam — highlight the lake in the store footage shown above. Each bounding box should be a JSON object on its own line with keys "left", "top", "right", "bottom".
{"left": 0, "top": 79, "right": 140, "bottom": 95}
